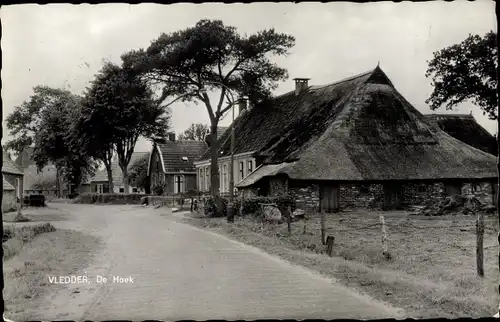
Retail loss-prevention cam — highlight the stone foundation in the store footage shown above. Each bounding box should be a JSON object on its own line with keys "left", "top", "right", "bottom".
{"left": 401, "top": 182, "right": 445, "bottom": 206}
{"left": 339, "top": 184, "right": 384, "bottom": 209}
{"left": 239, "top": 178, "right": 496, "bottom": 212}
{"left": 289, "top": 183, "right": 320, "bottom": 212}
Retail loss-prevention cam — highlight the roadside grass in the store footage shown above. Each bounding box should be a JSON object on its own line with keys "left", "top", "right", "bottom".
{"left": 3, "top": 206, "right": 72, "bottom": 223}
{"left": 182, "top": 210, "right": 499, "bottom": 318}
{"left": 3, "top": 228, "right": 102, "bottom": 318}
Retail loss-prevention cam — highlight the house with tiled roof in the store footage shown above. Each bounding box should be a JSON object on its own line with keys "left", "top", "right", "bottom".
{"left": 2, "top": 151, "right": 24, "bottom": 211}
{"left": 423, "top": 114, "right": 498, "bottom": 156}
{"left": 196, "top": 66, "right": 497, "bottom": 212}
{"left": 147, "top": 133, "right": 206, "bottom": 195}
{"left": 87, "top": 152, "right": 149, "bottom": 194}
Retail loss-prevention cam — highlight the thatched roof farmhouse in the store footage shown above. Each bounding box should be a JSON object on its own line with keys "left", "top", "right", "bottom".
{"left": 424, "top": 114, "right": 498, "bottom": 156}
{"left": 196, "top": 66, "right": 498, "bottom": 211}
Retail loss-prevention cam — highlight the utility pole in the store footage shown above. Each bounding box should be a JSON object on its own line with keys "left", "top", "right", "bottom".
{"left": 227, "top": 98, "right": 236, "bottom": 223}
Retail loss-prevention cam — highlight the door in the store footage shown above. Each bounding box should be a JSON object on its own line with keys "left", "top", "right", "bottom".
{"left": 320, "top": 184, "right": 339, "bottom": 213}
{"left": 383, "top": 183, "right": 403, "bottom": 210}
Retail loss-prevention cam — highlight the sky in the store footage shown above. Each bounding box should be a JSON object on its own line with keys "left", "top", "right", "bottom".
{"left": 1, "top": 1, "right": 497, "bottom": 154}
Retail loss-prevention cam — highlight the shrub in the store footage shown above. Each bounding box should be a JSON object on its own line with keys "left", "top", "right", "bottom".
{"left": 74, "top": 193, "right": 147, "bottom": 205}
{"left": 152, "top": 184, "right": 165, "bottom": 196}
{"left": 204, "top": 195, "right": 295, "bottom": 218}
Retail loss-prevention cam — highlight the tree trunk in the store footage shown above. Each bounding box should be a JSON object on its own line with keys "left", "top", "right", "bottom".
{"left": 106, "top": 165, "right": 114, "bottom": 193}
{"left": 209, "top": 123, "right": 223, "bottom": 216}
{"left": 122, "top": 166, "right": 129, "bottom": 194}
{"left": 209, "top": 124, "right": 220, "bottom": 197}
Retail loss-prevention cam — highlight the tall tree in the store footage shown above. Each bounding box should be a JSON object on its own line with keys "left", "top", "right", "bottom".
{"left": 425, "top": 31, "right": 498, "bottom": 120}
{"left": 178, "top": 123, "right": 209, "bottom": 141}
{"left": 5, "top": 86, "right": 95, "bottom": 195}
{"left": 81, "top": 61, "right": 171, "bottom": 193}
{"left": 122, "top": 19, "right": 295, "bottom": 204}
{"left": 129, "top": 153, "right": 151, "bottom": 194}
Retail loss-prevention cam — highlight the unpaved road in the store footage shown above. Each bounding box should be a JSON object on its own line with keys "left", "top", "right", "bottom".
{"left": 15, "top": 203, "right": 406, "bottom": 320}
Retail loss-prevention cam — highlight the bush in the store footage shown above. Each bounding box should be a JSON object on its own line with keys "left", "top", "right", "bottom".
{"left": 152, "top": 184, "right": 165, "bottom": 196}
{"left": 204, "top": 195, "right": 296, "bottom": 218}
{"left": 73, "top": 193, "right": 148, "bottom": 205}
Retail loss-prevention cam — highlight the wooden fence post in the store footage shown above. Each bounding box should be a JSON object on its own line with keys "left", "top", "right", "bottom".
{"left": 380, "top": 215, "right": 389, "bottom": 258}
{"left": 326, "top": 235, "right": 335, "bottom": 257}
{"left": 287, "top": 206, "right": 292, "bottom": 235}
{"left": 321, "top": 211, "right": 326, "bottom": 245}
{"left": 477, "top": 211, "right": 484, "bottom": 277}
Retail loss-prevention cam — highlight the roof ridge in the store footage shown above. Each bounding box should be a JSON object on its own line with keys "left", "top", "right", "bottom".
{"left": 310, "top": 68, "right": 376, "bottom": 91}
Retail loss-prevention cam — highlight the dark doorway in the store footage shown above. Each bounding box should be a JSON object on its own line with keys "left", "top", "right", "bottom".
{"left": 320, "top": 184, "right": 340, "bottom": 213}
{"left": 383, "top": 183, "right": 403, "bottom": 210}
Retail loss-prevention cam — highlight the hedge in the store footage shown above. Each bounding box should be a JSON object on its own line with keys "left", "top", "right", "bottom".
{"left": 204, "top": 195, "right": 296, "bottom": 218}
{"left": 73, "top": 193, "right": 148, "bottom": 205}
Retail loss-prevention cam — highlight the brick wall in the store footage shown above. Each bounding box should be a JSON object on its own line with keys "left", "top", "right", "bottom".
{"left": 402, "top": 182, "right": 445, "bottom": 206}
{"left": 462, "top": 182, "right": 494, "bottom": 205}
{"left": 289, "top": 182, "right": 320, "bottom": 212}
{"left": 339, "top": 184, "right": 384, "bottom": 209}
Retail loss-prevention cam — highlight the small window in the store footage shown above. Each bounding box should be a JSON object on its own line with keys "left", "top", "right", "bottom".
{"left": 205, "top": 167, "right": 210, "bottom": 191}
{"left": 359, "top": 185, "right": 370, "bottom": 194}
{"left": 132, "top": 188, "right": 138, "bottom": 193}
{"left": 119, "top": 188, "right": 124, "bottom": 193}
{"left": 239, "top": 161, "right": 244, "bottom": 180}
{"left": 182, "top": 157, "right": 188, "bottom": 161}
{"left": 417, "top": 185, "right": 427, "bottom": 193}
{"left": 472, "top": 184, "right": 481, "bottom": 192}
{"left": 247, "top": 160, "right": 253, "bottom": 174}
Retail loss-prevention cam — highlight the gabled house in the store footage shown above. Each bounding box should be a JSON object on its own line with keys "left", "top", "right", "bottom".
{"left": 15, "top": 147, "right": 62, "bottom": 197}
{"left": 423, "top": 114, "right": 498, "bottom": 156}
{"left": 148, "top": 133, "right": 206, "bottom": 195}
{"left": 89, "top": 152, "right": 149, "bottom": 194}
{"left": 2, "top": 151, "right": 24, "bottom": 211}
{"left": 196, "top": 66, "right": 497, "bottom": 212}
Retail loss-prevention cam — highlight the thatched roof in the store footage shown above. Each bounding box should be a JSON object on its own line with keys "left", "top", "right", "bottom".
{"left": 225, "top": 66, "right": 497, "bottom": 188}
{"left": 424, "top": 114, "right": 497, "bottom": 156}
{"left": 151, "top": 141, "right": 206, "bottom": 174}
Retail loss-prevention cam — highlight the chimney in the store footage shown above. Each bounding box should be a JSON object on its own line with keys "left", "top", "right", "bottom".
{"left": 238, "top": 98, "right": 248, "bottom": 115}
{"left": 168, "top": 132, "right": 176, "bottom": 142}
{"left": 293, "top": 78, "right": 310, "bottom": 95}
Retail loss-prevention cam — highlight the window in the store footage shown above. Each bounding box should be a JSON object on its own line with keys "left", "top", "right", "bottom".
{"left": 247, "top": 160, "right": 253, "bottom": 174}
{"left": 222, "top": 164, "right": 227, "bottom": 193}
{"left": 174, "top": 175, "right": 185, "bottom": 194}
{"left": 417, "top": 185, "right": 427, "bottom": 193}
{"left": 132, "top": 188, "right": 138, "bottom": 193}
{"left": 182, "top": 156, "right": 188, "bottom": 161}
{"left": 359, "top": 184, "right": 370, "bottom": 194}
{"left": 199, "top": 168, "right": 204, "bottom": 191}
{"left": 472, "top": 184, "right": 481, "bottom": 193}
{"left": 205, "top": 167, "right": 210, "bottom": 191}
{"left": 97, "top": 184, "right": 103, "bottom": 194}
{"left": 239, "top": 161, "right": 244, "bottom": 180}
{"left": 219, "top": 166, "right": 222, "bottom": 191}
{"left": 119, "top": 187, "right": 124, "bottom": 193}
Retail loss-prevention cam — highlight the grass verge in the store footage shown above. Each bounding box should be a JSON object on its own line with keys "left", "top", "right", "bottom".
{"left": 3, "top": 227, "right": 102, "bottom": 318}
{"left": 181, "top": 210, "right": 499, "bottom": 319}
